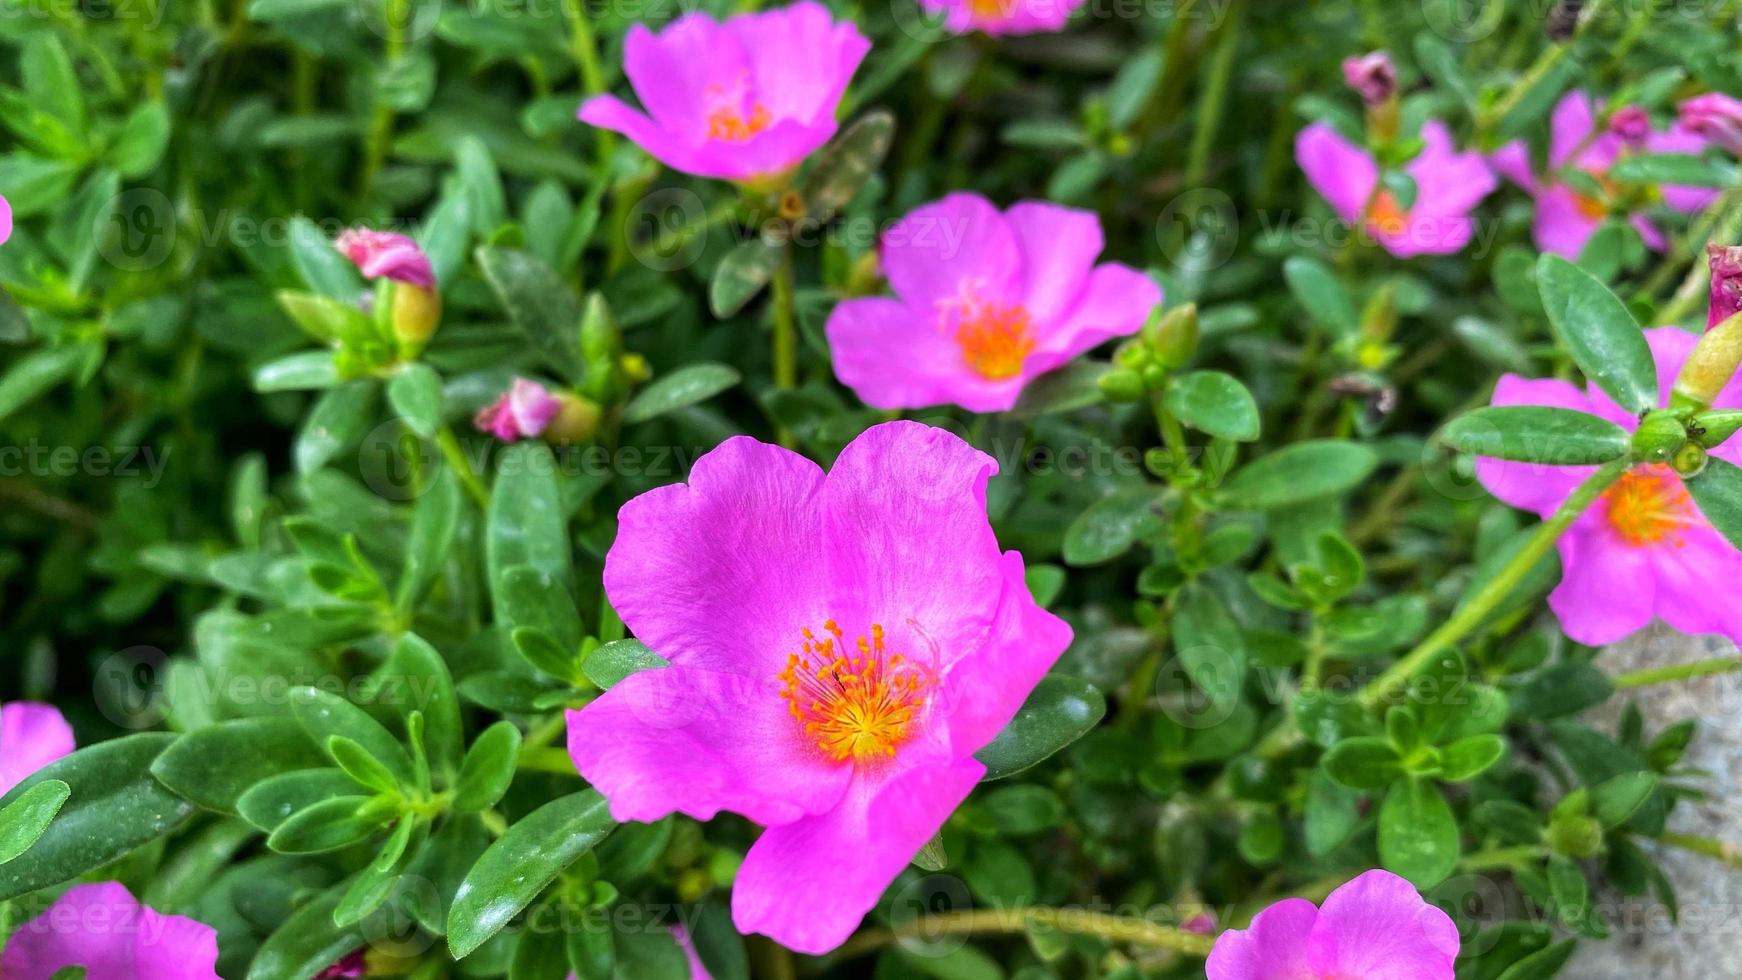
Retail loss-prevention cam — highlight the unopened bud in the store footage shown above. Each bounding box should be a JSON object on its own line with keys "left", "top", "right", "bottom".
{"left": 1673, "top": 441, "right": 1708, "bottom": 478}
{"left": 544, "top": 392, "right": 603, "bottom": 445}
{"left": 1097, "top": 367, "right": 1146, "bottom": 402}
{"left": 1631, "top": 411, "right": 1687, "bottom": 463}
{"left": 1678, "top": 93, "right": 1742, "bottom": 158}
{"left": 1608, "top": 105, "right": 1651, "bottom": 148}
{"left": 1673, "top": 309, "right": 1742, "bottom": 409}
{"left": 1709, "top": 244, "right": 1742, "bottom": 330}
{"left": 1547, "top": 813, "right": 1603, "bottom": 859}
{"left": 580, "top": 293, "right": 621, "bottom": 361}
{"left": 1143, "top": 303, "right": 1199, "bottom": 369}
{"left": 391, "top": 282, "right": 442, "bottom": 346}
{"left": 845, "top": 250, "right": 883, "bottom": 297}
{"left": 1341, "top": 52, "right": 1396, "bottom": 106}
{"left": 1693, "top": 409, "right": 1742, "bottom": 449}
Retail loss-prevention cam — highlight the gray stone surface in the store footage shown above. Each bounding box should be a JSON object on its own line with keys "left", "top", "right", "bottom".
{"left": 1567, "top": 627, "right": 1742, "bottom": 979}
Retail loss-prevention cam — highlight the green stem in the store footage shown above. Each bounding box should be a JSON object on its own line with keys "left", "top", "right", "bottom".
{"left": 359, "top": 0, "right": 409, "bottom": 198}
{"left": 835, "top": 907, "right": 1217, "bottom": 961}
{"left": 1477, "top": 0, "right": 1609, "bottom": 138}
{"left": 563, "top": 0, "right": 613, "bottom": 166}
{"left": 516, "top": 746, "right": 582, "bottom": 775}
{"left": 1183, "top": 0, "right": 1243, "bottom": 187}
{"left": 1459, "top": 845, "right": 1548, "bottom": 872}
{"left": 771, "top": 244, "right": 798, "bottom": 446}
{"left": 1658, "top": 831, "right": 1742, "bottom": 870}
{"left": 436, "top": 427, "right": 490, "bottom": 510}
{"left": 1358, "top": 457, "right": 1631, "bottom": 710}
{"left": 1614, "top": 657, "right": 1742, "bottom": 690}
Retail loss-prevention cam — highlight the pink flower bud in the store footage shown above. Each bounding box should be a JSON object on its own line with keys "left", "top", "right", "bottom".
{"left": 1679, "top": 92, "right": 1742, "bottom": 157}
{"left": 1711, "top": 243, "right": 1742, "bottom": 330}
{"left": 1608, "top": 104, "right": 1651, "bottom": 147}
{"left": 474, "top": 378, "right": 564, "bottom": 442}
{"left": 314, "top": 951, "right": 367, "bottom": 979}
{"left": 1182, "top": 911, "right": 1218, "bottom": 935}
{"left": 335, "top": 228, "right": 435, "bottom": 289}
{"left": 1341, "top": 52, "right": 1397, "bottom": 106}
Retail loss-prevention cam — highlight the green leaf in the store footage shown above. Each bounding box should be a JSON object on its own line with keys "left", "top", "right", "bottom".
{"left": 1413, "top": 31, "right": 1475, "bottom": 108}
{"left": 289, "top": 687, "right": 417, "bottom": 788}
{"left": 488, "top": 442, "right": 575, "bottom": 614}
{"left": 1164, "top": 371, "right": 1261, "bottom": 441}
{"left": 22, "top": 34, "right": 84, "bottom": 134}
{"left": 1439, "top": 734, "right": 1507, "bottom": 781}
{"left": 253, "top": 350, "right": 341, "bottom": 392}
{"left": 288, "top": 215, "right": 364, "bottom": 298}
{"left": 623, "top": 363, "right": 742, "bottom": 424}
{"left": 799, "top": 110, "right": 895, "bottom": 220}
{"left": 1536, "top": 254, "right": 1656, "bottom": 414}
{"left": 709, "top": 237, "right": 781, "bottom": 318}
{"left": 1172, "top": 582, "right": 1248, "bottom": 709}
{"left": 1062, "top": 489, "right": 1161, "bottom": 566}
{"left": 266, "top": 796, "right": 381, "bottom": 853}
{"left": 1107, "top": 49, "right": 1164, "bottom": 129}
{"left": 1440, "top": 406, "right": 1629, "bottom": 464}
{"left": 1591, "top": 772, "right": 1658, "bottom": 828}
{"left": 109, "top": 101, "right": 171, "bottom": 178}
{"left": 1283, "top": 255, "right": 1356, "bottom": 338}
{"left": 976, "top": 675, "right": 1107, "bottom": 781}
{"left": 448, "top": 790, "right": 616, "bottom": 958}
{"left": 1688, "top": 456, "right": 1742, "bottom": 550}
{"left": 1219, "top": 440, "right": 1377, "bottom": 510}
{"left": 0, "top": 781, "right": 70, "bottom": 865}
{"left": 0, "top": 346, "right": 86, "bottom": 425}
{"left": 399, "top": 468, "right": 460, "bottom": 611}
{"left": 1304, "top": 768, "right": 1361, "bottom": 857}
{"left": 326, "top": 736, "right": 402, "bottom": 794}
{"left": 0, "top": 734, "right": 196, "bottom": 900}
{"left": 245, "top": 879, "right": 365, "bottom": 980}
{"left": 150, "top": 716, "right": 326, "bottom": 814}
{"left": 1379, "top": 778, "right": 1460, "bottom": 888}
{"left": 1322, "top": 736, "right": 1404, "bottom": 791}
{"left": 275, "top": 290, "right": 376, "bottom": 345}
{"left": 453, "top": 722, "right": 523, "bottom": 813}
{"left": 237, "top": 769, "right": 364, "bottom": 831}
{"left": 1609, "top": 153, "right": 1736, "bottom": 187}
{"left": 476, "top": 246, "right": 586, "bottom": 383}
{"left": 387, "top": 363, "right": 444, "bottom": 439}
{"left": 582, "top": 639, "right": 669, "bottom": 690}
{"left": 374, "top": 632, "right": 464, "bottom": 776}
{"left": 296, "top": 380, "right": 379, "bottom": 474}
{"left": 1494, "top": 939, "right": 1577, "bottom": 980}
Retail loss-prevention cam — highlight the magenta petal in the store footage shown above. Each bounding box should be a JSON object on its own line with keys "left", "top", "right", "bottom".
{"left": 820, "top": 422, "right": 1005, "bottom": 669}
{"left": 1473, "top": 375, "right": 1596, "bottom": 517}
{"left": 1033, "top": 263, "right": 1161, "bottom": 370}
{"left": 1651, "top": 524, "right": 1742, "bottom": 641}
{"left": 1531, "top": 186, "right": 1604, "bottom": 259}
{"left": 0, "top": 194, "right": 11, "bottom": 245}
{"left": 579, "top": 94, "right": 708, "bottom": 177}
{"left": 0, "top": 701, "right": 74, "bottom": 796}
{"left": 881, "top": 193, "right": 1022, "bottom": 311}
{"left": 565, "top": 665, "right": 851, "bottom": 826}
{"left": 1406, "top": 122, "right": 1498, "bottom": 220}
{"left": 672, "top": 924, "right": 713, "bottom": 980}
{"left": 826, "top": 297, "right": 1019, "bottom": 412}
{"left": 621, "top": 18, "right": 742, "bottom": 134}
{"left": 1647, "top": 127, "right": 1721, "bottom": 213}
{"left": 1305, "top": 869, "right": 1459, "bottom": 980}
{"left": 731, "top": 757, "right": 984, "bottom": 954}
{"left": 603, "top": 436, "right": 827, "bottom": 675}
{"left": 1004, "top": 201, "right": 1104, "bottom": 323}
{"left": 1296, "top": 123, "right": 1378, "bottom": 223}
{"left": 1205, "top": 898, "right": 1317, "bottom": 980}
{"left": 1488, "top": 140, "right": 1538, "bottom": 192}
{"left": 0, "top": 882, "right": 220, "bottom": 980}
{"left": 730, "top": 1, "right": 868, "bottom": 123}
{"left": 1550, "top": 90, "right": 1603, "bottom": 168}
{"left": 944, "top": 552, "right": 1073, "bottom": 754}
{"left": 1548, "top": 521, "right": 1655, "bottom": 645}
{"left": 717, "top": 118, "right": 837, "bottom": 182}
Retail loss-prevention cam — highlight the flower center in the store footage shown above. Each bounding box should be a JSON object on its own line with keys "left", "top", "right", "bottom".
{"left": 704, "top": 77, "right": 772, "bottom": 142}
{"left": 942, "top": 292, "right": 1037, "bottom": 381}
{"left": 1603, "top": 464, "right": 1695, "bottom": 546}
{"left": 778, "top": 621, "right": 928, "bottom": 762}
{"left": 1365, "top": 190, "right": 1410, "bottom": 235}
{"left": 1571, "top": 167, "right": 1616, "bottom": 220}
{"left": 967, "top": 0, "right": 1015, "bottom": 18}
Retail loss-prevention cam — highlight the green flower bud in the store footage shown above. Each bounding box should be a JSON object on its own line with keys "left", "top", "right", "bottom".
{"left": 1097, "top": 368, "right": 1146, "bottom": 402}
{"left": 1693, "top": 409, "right": 1742, "bottom": 449}
{"left": 1546, "top": 813, "right": 1604, "bottom": 859}
{"left": 1672, "top": 310, "right": 1742, "bottom": 410}
{"left": 1143, "top": 303, "right": 1199, "bottom": 370}
{"left": 543, "top": 393, "right": 604, "bottom": 446}
{"left": 1631, "top": 411, "right": 1687, "bottom": 463}
{"left": 1673, "top": 441, "right": 1708, "bottom": 478}
{"left": 390, "top": 282, "right": 442, "bottom": 349}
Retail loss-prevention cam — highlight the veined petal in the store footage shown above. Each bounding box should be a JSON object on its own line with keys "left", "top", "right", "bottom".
{"left": 1205, "top": 898, "right": 1317, "bottom": 980}
{"left": 0, "top": 701, "right": 74, "bottom": 796}
{"left": 1305, "top": 870, "right": 1459, "bottom": 980}
{"left": 943, "top": 551, "right": 1073, "bottom": 754}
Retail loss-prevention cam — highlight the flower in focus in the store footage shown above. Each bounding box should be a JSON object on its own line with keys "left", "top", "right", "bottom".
{"left": 577, "top": 2, "right": 870, "bottom": 185}
{"left": 1710, "top": 243, "right": 1742, "bottom": 329}
{"left": 0, "top": 701, "right": 74, "bottom": 796}
{"left": 1296, "top": 120, "right": 1497, "bottom": 257}
{"left": 1677, "top": 92, "right": 1742, "bottom": 157}
{"left": 1477, "top": 327, "right": 1742, "bottom": 645}
{"left": 474, "top": 378, "right": 564, "bottom": 442}
{"left": 826, "top": 193, "right": 1160, "bottom": 412}
{"left": 1341, "top": 51, "right": 1396, "bottom": 106}
{"left": 919, "top": 0, "right": 1085, "bottom": 36}
{"left": 1207, "top": 869, "right": 1458, "bottom": 980}
{"left": 0, "top": 882, "right": 220, "bottom": 980}
{"left": 1489, "top": 91, "right": 1718, "bottom": 258}
{"left": 335, "top": 228, "right": 434, "bottom": 289}
{"left": 567, "top": 421, "right": 1073, "bottom": 954}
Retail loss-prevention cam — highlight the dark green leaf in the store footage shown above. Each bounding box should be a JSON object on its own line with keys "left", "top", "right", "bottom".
{"left": 0, "top": 781, "right": 70, "bottom": 865}
{"left": 1220, "top": 440, "right": 1377, "bottom": 509}
{"left": 1688, "top": 456, "right": 1742, "bottom": 550}
{"left": 976, "top": 675, "right": 1107, "bottom": 780}
{"left": 1536, "top": 254, "right": 1656, "bottom": 414}
{"left": 1378, "top": 778, "right": 1460, "bottom": 888}
{"left": 623, "top": 363, "right": 742, "bottom": 424}
{"left": 1440, "top": 406, "right": 1629, "bottom": 464}
{"left": 150, "top": 716, "right": 326, "bottom": 814}
{"left": 1165, "top": 371, "right": 1261, "bottom": 441}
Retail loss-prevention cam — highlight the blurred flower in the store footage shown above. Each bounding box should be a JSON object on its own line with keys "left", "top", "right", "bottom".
{"left": 1677, "top": 92, "right": 1742, "bottom": 156}
{"left": 0, "top": 882, "right": 220, "bottom": 979}
{"left": 567, "top": 421, "right": 1071, "bottom": 955}
{"left": 1341, "top": 51, "right": 1396, "bottom": 106}
{"left": 473, "top": 378, "right": 564, "bottom": 442}
{"left": 1477, "top": 327, "right": 1742, "bottom": 645}
{"left": 1711, "top": 243, "right": 1742, "bottom": 329}
{"left": 577, "top": 2, "right": 869, "bottom": 185}
{"left": 1489, "top": 91, "right": 1717, "bottom": 258}
{"left": 1608, "top": 104, "right": 1652, "bottom": 147}
{"left": 827, "top": 193, "right": 1160, "bottom": 411}
{"left": 920, "top": 0, "right": 1085, "bottom": 36}
{"left": 1296, "top": 121, "right": 1497, "bottom": 257}
{"left": 674, "top": 925, "right": 712, "bottom": 980}
{"left": 0, "top": 193, "right": 11, "bottom": 245}
{"left": 0, "top": 701, "right": 74, "bottom": 796}
{"left": 1207, "top": 870, "right": 1457, "bottom": 980}
{"left": 334, "top": 228, "right": 435, "bottom": 289}
{"left": 314, "top": 951, "right": 366, "bottom": 979}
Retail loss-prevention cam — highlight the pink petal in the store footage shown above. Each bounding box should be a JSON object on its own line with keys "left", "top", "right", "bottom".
{"left": 1488, "top": 140, "right": 1538, "bottom": 193}
{"left": 673, "top": 924, "right": 713, "bottom": 980}
{"left": 826, "top": 296, "right": 1021, "bottom": 412}
{"left": 730, "top": 2, "right": 868, "bottom": 123}
{"left": 717, "top": 117, "right": 838, "bottom": 182}
{"left": 1205, "top": 898, "right": 1317, "bottom": 980}
{"left": 1406, "top": 122, "right": 1498, "bottom": 220}
{"left": 881, "top": 193, "right": 1022, "bottom": 312}
{"left": 0, "top": 701, "right": 74, "bottom": 796}
{"left": 1631, "top": 214, "right": 1668, "bottom": 253}
{"left": 0, "top": 194, "right": 11, "bottom": 245}
{"left": 1548, "top": 520, "right": 1656, "bottom": 645}
{"left": 622, "top": 17, "right": 745, "bottom": 134}
{"left": 565, "top": 665, "right": 852, "bottom": 826}
{"left": 730, "top": 757, "right": 984, "bottom": 955}
{"left": 943, "top": 551, "right": 1074, "bottom": 753}
{"left": 1296, "top": 123, "right": 1378, "bottom": 223}
{"left": 603, "top": 436, "right": 828, "bottom": 676}
{"left": 578, "top": 94, "right": 710, "bottom": 177}
{"left": 1650, "top": 523, "right": 1742, "bottom": 642}
{"left": 1306, "top": 869, "right": 1459, "bottom": 980}
{"left": 1550, "top": 91, "right": 1605, "bottom": 168}
{"left": 1005, "top": 201, "right": 1104, "bottom": 324}
{"left": 334, "top": 229, "right": 434, "bottom": 288}
{"left": 1031, "top": 263, "right": 1161, "bottom": 370}
{"left": 506, "top": 378, "right": 562, "bottom": 438}
{"left": 1531, "top": 185, "right": 1604, "bottom": 259}
{"left": 0, "top": 882, "right": 220, "bottom": 980}
{"left": 1472, "top": 375, "right": 1598, "bottom": 517}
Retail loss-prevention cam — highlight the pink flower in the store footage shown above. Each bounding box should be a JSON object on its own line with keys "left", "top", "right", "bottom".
{"left": 566, "top": 421, "right": 1072, "bottom": 954}
{"left": 473, "top": 378, "right": 563, "bottom": 442}
{"left": 0, "top": 701, "right": 74, "bottom": 796}
{"left": 578, "top": 2, "right": 870, "bottom": 184}
{"left": 1711, "top": 243, "right": 1742, "bottom": 329}
{"left": 826, "top": 193, "right": 1160, "bottom": 412}
{"left": 1476, "top": 327, "right": 1742, "bottom": 646}
{"left": 1678, "top": 92, "right": 1742, "bottom": 156}
{"left": 1207, "top": 870, "right": 1458, "bottom": 980}
{"left": 334, "top": 228, "right": 435, "bottom": 289}
{"left": 0, "top": 193, "right": 11, "bottom": 245}
{"left": 1296, "top": 120, "right": 1497, "bottom": 258}
{"left": 0, "top": 882, "right": 220, "bottom": 979}
{"left": 1342, "top": 51, "right": 1397, "bottom": 106}
{"left": 1609, "top": 104, "right": 1652, "bottom": 147}
{"left": 918, "top": 0, "right": 1085, "bottom": 36}
{"left": 1489, "top": 91, "right": 1718, "bottom": 258}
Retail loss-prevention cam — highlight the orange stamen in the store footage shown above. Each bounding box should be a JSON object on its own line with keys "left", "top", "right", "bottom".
{"left": 777, "top": 621, "right": 929, "bottom": 762}
{"left": 1603, "top": 464, "right": 1695, "bottom": 546}
{"left": 941, "top": 290, "right": 1037, "bottom": 380}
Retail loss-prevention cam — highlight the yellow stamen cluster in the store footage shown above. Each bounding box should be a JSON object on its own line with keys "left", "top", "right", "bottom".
{"left": 777, "top": 620, "right": 927, "bottom": 762}
{"left": 1604, "top": 464, "right": 1695, "bottom": 546}
{"left": 1365, "top": 189, "right": 1410, "bottom": 235}
{"left": 945, "top": 295, "right": 1037, "bottom": 381}
{"left": 704, "top": 78, "right": 772, "bottom": 142}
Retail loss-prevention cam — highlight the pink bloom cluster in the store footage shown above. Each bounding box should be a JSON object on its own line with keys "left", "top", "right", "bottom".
{"left": 1296, "top": 121, "right": 1497, "bottom": 257}
{"left": 920, "top": 0, "right": 1086, "bottom": 35}
{"left": 578, "top": 2, "right": 869, "bottom": 184}
{"left": 827, "top": 193, "right": 1160, "bottom": 412}
{"left": 567, "top": 421, "right": 1072, "bottom": 954}
{"left": 1490, "top": 91, "right": 1717, "bottom": 258}
{"left": 474, "top": 377, "right": 564, "bottom": 442}
{"left": 334, "top": 228, "right": 435, "bottom": 289}
{"left": 1209, "top": 870, "right": 1458, "bottom": 980}
{"left": 0, "top": 883, "right": 220, "bottom": 980}
{"left": 1478, "top": 327, "right": 1742, "bottom": 645}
